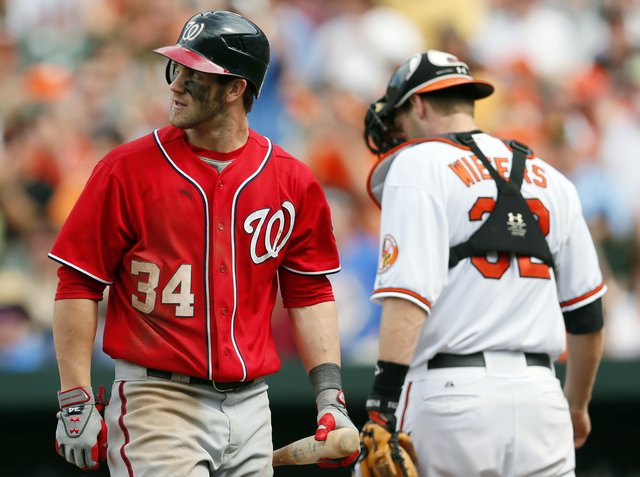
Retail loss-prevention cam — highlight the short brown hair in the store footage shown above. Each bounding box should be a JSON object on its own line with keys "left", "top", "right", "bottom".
{"left": 419, "top": 85, "right": 475, "bottom": 116}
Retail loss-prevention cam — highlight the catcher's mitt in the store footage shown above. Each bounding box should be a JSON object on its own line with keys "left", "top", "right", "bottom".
{"left": 357, "top": 421, "right": 418, "bottom": 477}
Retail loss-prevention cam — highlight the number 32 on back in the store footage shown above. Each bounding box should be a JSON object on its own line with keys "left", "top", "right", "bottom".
{"left": 468, "top": 197, "right": 550, "bottom": 280}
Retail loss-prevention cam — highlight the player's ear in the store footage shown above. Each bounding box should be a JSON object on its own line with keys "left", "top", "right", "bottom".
{"left": 226, "top": 78, "right": 248, "bottom": 103}
{"left": 409, "top": 94, "right": 428, "bottom": 120}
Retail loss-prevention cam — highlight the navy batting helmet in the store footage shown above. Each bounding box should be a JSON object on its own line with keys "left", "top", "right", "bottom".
{"left": 154, "top": 11, "right": 270, "bottom": 98}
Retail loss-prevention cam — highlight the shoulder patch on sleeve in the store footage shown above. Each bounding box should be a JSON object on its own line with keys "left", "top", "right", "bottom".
{"left": 378, "top": 234, "right": 399, "bottom": 273}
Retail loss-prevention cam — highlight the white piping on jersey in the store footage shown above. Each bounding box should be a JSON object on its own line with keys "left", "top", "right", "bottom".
{"left": 152, "top": 129, "right": 214, "bottom": 380}
{"left": 47, "top": 253, "right": 113, "bottom": 285}
{"left": 280, "top": 264, "right": 341, "bottom": 275}
{"left": 230, "top": 138, "right": 273, "bottom": 382}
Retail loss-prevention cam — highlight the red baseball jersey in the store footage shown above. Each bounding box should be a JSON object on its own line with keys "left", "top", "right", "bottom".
{"left": 49, "top": 126, "right": 340, "bottom": 381}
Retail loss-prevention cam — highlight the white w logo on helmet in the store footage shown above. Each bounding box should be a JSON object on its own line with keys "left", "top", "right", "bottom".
{"left": 182, "top": 22, "right": 205, "bottom": 42}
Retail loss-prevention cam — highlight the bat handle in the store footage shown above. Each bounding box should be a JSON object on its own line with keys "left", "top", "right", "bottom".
{"left": 273, "top": 428, "right": 360, "bottom": 466}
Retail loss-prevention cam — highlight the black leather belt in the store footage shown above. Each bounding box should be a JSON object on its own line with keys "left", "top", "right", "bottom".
{"left": 427, "top": 352, "right": 551, "bottom": 369}
{"left": 147, "top": 368, "right": 254, "bottom": 392}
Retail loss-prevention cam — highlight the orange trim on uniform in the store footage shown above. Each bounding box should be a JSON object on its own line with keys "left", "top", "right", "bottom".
{"left": 366, "top": 172, "right": 384, "bottom": 209}
{"left": 559, "top": 282, "right": 606, "bottom": 308}
{"left": 366, "top": 183, "right": 380, "bottom": 209}
{"left": 366, "top": 135, "right": 536, "bottom": 208}
{"left": 372, "top": 287, "right": 431, "bottom": 309}
{"left": 366, "top": 138, "right": 472, "bottom": 208}
{"left": 399, "top": 380, "right": 412, "bottom": 431}
{"left": 384, "top": 137, "right": 472, "bottom": 161}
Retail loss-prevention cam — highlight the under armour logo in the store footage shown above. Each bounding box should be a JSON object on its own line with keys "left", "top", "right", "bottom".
{"left": 507, "top": 212, "right": 527, "bottom": 237}
{"left": 182, "top": 22, "right": 205, "bottom": 42}
{"left": 244, "top": 201, "right": 296, "bottom": 264}
{"left": 69, "top": 416, "right": 81, "bottom": 434}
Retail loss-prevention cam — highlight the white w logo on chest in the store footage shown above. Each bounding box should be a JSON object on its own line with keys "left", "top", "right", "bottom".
{"left": 243, "top": 201, "right": 296, "bottom": 264}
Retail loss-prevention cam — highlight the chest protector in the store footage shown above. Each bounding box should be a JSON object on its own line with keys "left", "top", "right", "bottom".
{"left": 448, "top": 133, "right": 555, "bottom": 269}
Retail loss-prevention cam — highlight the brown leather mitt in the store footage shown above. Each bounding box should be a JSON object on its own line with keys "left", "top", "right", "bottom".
{"left": 356, "top": 421, "right": 419, "bottom": 477}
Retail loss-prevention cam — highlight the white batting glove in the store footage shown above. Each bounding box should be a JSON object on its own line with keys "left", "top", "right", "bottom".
{"left": 55, "top": 386, "right": 108, "bottom": 470}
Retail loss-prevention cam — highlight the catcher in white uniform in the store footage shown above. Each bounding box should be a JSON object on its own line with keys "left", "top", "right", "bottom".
{"left": 356, "top": 50, "right": 605, "bottom": 477}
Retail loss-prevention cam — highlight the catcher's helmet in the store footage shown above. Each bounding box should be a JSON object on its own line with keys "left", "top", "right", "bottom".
{"left": 364, "top": 50, "right": 495, "bottom": 155}
{"left": 154, "top": 11, "right": 270, "bottom": 98}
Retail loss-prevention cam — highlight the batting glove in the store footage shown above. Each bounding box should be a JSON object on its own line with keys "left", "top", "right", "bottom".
{"left": 315, "top": 388, "right": 360, "bottom": 468}
{"left": 55, "top": 385, "right": 108, "bottom": 470}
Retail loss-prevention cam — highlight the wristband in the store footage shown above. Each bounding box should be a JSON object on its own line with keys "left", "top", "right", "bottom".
{"left": 371, "top": 360, "right": 409, "bottom": 401}
{"left": 309, "top": 363, "right": 342, "bottom": 398}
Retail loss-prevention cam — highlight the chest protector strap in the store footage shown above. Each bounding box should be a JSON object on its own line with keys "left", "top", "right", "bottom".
{"left": 448, "top": 133, "right": 555, "bottom": 269}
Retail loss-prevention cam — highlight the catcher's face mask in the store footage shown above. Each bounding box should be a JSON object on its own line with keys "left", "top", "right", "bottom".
{"left": 363, "top": 99, "right": 406, "bottom": 156}
{"left": 364, "top": 50, "right": 495, "bottom": 155}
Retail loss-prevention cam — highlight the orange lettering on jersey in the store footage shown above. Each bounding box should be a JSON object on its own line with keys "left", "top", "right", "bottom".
{"left": 461, "top": 156, "right": 481, "bottom": 182}
{"left": 469, "top": 197, "right": 496, "bottom": 220}
{"left": 448, "top": 160, "right": 475, "bottom": 187}
{"left": 518, "top": 256, "right": 550, "bottom": 279}
{"left": 472, "top": 253, "right": 510, "bottom": 279}
{"left": 532, "top": 164, "right": 547, "bottom": 188}
{"left": 472, "top": 156, "right": 492, "bottom": 180}
{"left": 494, "top": 157, "right": 509, "bottom": 179}
{"left": 523, "top": 166, "right": 532, "bottom": 184}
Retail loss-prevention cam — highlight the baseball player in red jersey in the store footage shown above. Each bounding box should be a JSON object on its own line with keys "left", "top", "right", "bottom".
{"left": 356, "top": 50, "right": 606, "bottom": 476}
{"left": 50, "top": 10, "right": 358, "bottom": 476}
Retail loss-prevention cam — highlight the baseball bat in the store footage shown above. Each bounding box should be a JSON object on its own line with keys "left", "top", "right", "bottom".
{"left": 272, "top": 428, "right": 360, "bottom": 466}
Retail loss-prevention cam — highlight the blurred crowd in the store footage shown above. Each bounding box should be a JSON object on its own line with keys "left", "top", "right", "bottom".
{"left": 1, "top": 0, "right": 640, "bottom": 373}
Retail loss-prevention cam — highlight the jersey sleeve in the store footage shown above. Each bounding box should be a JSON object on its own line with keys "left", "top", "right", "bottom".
{"left": 55, "top": 265, "right": 107, "bottom": 301}
{"left": 279, "top": 176, "right": 340, "bottom": 275}
{"left": 554, "top": 180, "right": 607, "bottom": 311}
{"left": 371, "top": 151, "right": 449, "bottom": 314}
{"left": 278, "top": 270, "right": 335, "bottom": 308}
{"left": 48, "top": 160, "right": 134, "bottom": 283}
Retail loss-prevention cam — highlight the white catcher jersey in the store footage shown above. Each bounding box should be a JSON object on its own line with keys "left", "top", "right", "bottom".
{"left": 368, "top": 132, "right": 606, "bottom": 366}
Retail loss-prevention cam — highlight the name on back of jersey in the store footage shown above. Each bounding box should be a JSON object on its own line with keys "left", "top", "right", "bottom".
{"left": 448, "top": 154, "right": 547, "bottom": 189}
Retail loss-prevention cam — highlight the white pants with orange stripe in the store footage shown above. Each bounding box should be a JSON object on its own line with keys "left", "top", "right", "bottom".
{"left": 355, "top": 351, "right": 575, "bottom": 477}
{"left": 105, "top": 360, "right": 273, "bottom": 477}
{"left": 399, "top": 351, "right": 575, "bottom": 477}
